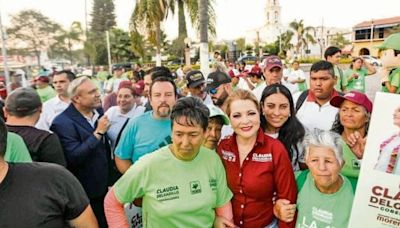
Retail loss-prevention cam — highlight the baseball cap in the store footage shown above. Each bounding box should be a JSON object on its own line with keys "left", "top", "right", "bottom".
{"left": 228, "top": 69, "right": 241, "bottom": 78}
{"left": 205, "top": 71, "right": 231, "bottom": 92}
{"left": 330, "top": 91, "right": 373, "bottom": 113}
{"left": 186, "top": 70, "right": 205, "bottom": 88}
{"left": 264, "top": 55, "right": 283, "bottom": 71}
{"left": 207, "top": 104, "right": 230, "bottom": 125}
{"left": 134, "top": 80, "right": 145, "bottom": 96}
{"left": 375, "top": 33, "right": 400, "bottom": 51}
{"left": 5, "top": 87, "right": 42, "bottom": 116}
{"left": 36, "top": 75, "right": 50, "bottom": 83}
{"left": 248, "top": 65, "right": 262, "bottom": 76}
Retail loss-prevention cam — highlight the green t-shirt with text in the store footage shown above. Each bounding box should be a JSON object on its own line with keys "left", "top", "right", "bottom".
{"left": 114, "top": 146, "right": 233, "bottom": 228}
{"left": 345, "top": 68, "right": 368, "bottom": 93}
{"left": 295, "top": 171, "right": 354, "bottom": 228}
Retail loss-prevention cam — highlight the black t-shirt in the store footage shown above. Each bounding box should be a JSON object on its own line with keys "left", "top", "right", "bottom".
{"left": 7, "top": 125, "right": 66, "bottom": 166}
{"left": 0, "top": 162, "right": 90, "bottom": 227}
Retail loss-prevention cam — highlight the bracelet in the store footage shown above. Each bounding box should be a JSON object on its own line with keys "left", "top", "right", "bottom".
{"left": 95, "top": 132, "right": 104, "bottom": 136}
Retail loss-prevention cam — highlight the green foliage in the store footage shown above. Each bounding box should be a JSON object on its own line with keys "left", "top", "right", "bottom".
{"left": 289, "top": 19, "right": 316, "bottom": 56}
{"left": 330, "top": 33, "right": 351, "bottom": 48}
{"left": 235, "top": 38, "right": 246, "bottom": 52}
{"left": 90, "top": 0, "right": 116, "bottom": 34}
{"left": 6, "top": 9, "right": 63, "bottom": 66}
{"left": 110, "top": 28, "right": 136, "bottom": 63}
{"left": 263, "top": 43, "right": 279, "bottom": 55}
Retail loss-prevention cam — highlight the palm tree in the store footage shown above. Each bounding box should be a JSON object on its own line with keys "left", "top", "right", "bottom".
{"left": 289, "top": 19, "right": 316, "bottom": 57}
{"left": 199, "top": 0, "right": 209, "bottom": 75}
{"left": 131, "top": 0, "right": 169, "bottom": 66}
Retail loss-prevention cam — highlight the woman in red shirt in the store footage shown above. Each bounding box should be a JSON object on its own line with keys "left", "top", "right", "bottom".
{"left": 217, "top": 89, "right": 297, "bottom": 227}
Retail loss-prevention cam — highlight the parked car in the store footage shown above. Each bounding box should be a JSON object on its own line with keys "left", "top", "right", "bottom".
{"left": 360, "top": 55, "right": 381, "bottom": 66}
{"left": 237, "top": 55, "right": 259, "bottom": 63}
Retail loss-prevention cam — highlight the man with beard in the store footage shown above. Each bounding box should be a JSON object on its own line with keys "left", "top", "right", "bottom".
{"left": 50, "top": 77, "right": 111, "bottom": 227}
{"left": 206, "top": 71, "right": 232, "bottom": 108}
{"left": 114, "top": 76, "right": 177, "bottom": 174}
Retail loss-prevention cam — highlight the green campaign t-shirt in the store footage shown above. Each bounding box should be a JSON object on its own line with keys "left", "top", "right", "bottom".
{"left": 295, "top": 171, "right": 354, "bottom": 228}
{"left": 114, "top": 146, "right": 233, "bottom": 228}
{"left": 345, "top": 68, "right": 368, "bottom": 93}
{"left": 334, "top": 66, "right": 347, "bottom": 92}
{"left": 341, "top": 142, "right": 360, "bottom": 189}
{"left": 381, "top": 67, "right": 400, "bottom": 94}
{"left": 36, "top": 86, "right": 56, "bottom": 103}
{"left": 4, "top": 132, "right": 32, "bottom": 162}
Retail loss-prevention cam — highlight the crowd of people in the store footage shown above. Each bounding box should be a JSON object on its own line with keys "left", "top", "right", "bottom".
{"left": 0, "top": 40, "right": 400, "bottom": 228}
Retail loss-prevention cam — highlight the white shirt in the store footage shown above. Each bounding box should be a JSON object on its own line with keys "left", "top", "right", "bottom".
{"left": 85, "top": 110, "right": 100, "bottom": 128}
{"left": 251, "top": 81, "right": 267, "bottom": 102}
{"left": 295, "top": 94, "right": 338, "bottom": 131}
{"left": 105, "top": 104, "right": 145, "bottom": 148}
{"left": 288, "top": 69, "right": 306, "bottom": 83}
{"left": 36, "top": 95, "right": 70, "bottom": 131}
{"left": 203, "top": 94, "right": 213, "bottom": 106}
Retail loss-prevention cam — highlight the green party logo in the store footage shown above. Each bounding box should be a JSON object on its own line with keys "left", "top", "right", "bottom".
{"left": 190, "top": 181, "right": 202, "bottom": 194}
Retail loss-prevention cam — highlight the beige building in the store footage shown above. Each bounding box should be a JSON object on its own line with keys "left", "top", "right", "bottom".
{"left": 352, "top": 16, "right": 400, "bottom": 57}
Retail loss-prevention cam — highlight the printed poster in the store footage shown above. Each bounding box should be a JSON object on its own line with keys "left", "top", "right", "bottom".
{"left": 349, "top": 92, "right": 400, "bottom": 227}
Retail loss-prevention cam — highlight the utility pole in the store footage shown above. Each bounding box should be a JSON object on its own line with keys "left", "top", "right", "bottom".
{"left": 106, "top": 31, "right": 112, "bottom": 74}
{"left": 0, "top": 8, "right": 11, "bottom": 94}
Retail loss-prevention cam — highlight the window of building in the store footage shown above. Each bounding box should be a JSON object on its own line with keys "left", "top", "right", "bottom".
{"left": 355, "top": 29, "right": 371, "bottom": 40}
{"left": 378, "top": 28, "right": 384, "bottom": 39}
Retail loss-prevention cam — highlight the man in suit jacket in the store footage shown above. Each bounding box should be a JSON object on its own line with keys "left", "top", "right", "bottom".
{"left": 51, "top": 76, "right": 110, "bottom": 228}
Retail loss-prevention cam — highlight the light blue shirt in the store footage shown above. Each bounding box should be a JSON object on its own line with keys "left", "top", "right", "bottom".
{"left": 114, "top": 111, "right": 172, "bottom": 163}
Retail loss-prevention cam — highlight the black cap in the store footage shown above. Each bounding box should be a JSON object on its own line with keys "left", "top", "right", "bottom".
{"left": 186, "top": 70, "right": 205, "bottom": 88}
{"left": 206, "top": 71, "right": 231, "bottom": 92}
{"left": 5, "top": 87, "right": 42, "bottom": 116}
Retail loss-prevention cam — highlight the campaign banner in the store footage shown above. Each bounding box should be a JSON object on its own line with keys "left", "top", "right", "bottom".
{"left": 349, "top": 92, "right": 400, "bottom": 227}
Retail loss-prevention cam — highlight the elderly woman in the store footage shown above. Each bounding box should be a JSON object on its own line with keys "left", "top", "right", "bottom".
{"left": 330, "top": 91, "right": 373, "bottom": 187}
{"left": 375, "top": 106, "right": 400, "bottom": 174}
{"left": 218, "top": 89, "right": 297, "bottom": 227}
{"left": 274, "top": 129, "right": 355, "bottom": 227}
{"left": 104, "top": 97, "right": 233, "bottom": 227}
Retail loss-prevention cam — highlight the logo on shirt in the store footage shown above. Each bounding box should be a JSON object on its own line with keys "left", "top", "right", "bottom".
{"left": 221, "top": 150, "right": 236, "bottom": 162}
{"left": 252, "top": 153, "right": 272, "bottom": 162}
{"left": 190, "top": 181, "right": 202, "bottom": 195}
{"left": 209, "top": 178, "right": 217, "bottom": 191}
{"left": 156, "top": 185, "right": 179, "bottom": 201}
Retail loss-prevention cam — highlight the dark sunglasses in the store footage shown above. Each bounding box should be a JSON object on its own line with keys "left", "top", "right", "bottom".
{"left": 209, "top": 87, "right": 219, "bottom": 95}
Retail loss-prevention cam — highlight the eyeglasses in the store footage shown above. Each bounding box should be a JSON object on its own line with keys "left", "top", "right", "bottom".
{"left": 209, "top": 87, "right": 219, "bottom": 95}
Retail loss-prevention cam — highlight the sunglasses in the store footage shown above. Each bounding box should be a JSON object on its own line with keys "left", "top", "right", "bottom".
{"left": 209, "top": 87, "right": 219, "bottom": 95}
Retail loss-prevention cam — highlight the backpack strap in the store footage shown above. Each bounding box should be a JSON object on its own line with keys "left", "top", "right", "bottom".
{"left": 295, "top": 90, "right": 309, "bottom": 112}
{"left": 296, "top": 170, "right": 310, "bottom": 192}
{"left": 113, "top": 118, "right": 130, "bottom": 153}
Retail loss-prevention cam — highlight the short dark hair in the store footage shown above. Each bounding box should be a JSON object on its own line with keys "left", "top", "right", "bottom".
{"left": 0, "top": 117, "right": 7, "bottom": 157}
{"left": 146, "top": 66, "right": 172, "bottom": 81}
{"left": 310, "top": 60, "right": 335, "bottom": 78}
{"left": 149, "top": 76, "right": 177, "bottom": 97}
{"left": 171, "top": 97, "right": 210, "bottom": 131}
{"left": 209, "top": 116, "right": 225, "bottom": 126}
{"left": 324, "top": 46, "right": 341, "bottom": 60}
{"left": 54, "top": 70, "right": 76, "bottom": 82}
{"left": 395, "top": 49, "right": 400, "bottom": 57}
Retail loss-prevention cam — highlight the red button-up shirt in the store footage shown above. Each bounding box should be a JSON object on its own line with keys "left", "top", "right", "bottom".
{"left": 217, "top": 128, "right": 297, "bottom": 228}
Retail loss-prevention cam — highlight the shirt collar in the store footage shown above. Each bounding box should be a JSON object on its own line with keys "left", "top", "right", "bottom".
{"left": 307, "top": 89, "right": 340, "bottom": 102}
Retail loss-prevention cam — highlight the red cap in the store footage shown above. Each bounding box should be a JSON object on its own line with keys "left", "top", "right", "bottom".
{"left": 263, "top": 55, "right": 282, "bottom": 71}
{"left": 248, "top": 65, "right": 262, "bottom": 76}
{"left": 330, "top": 91, "right": 373, "bottom": 113}
{"left": 228, "top": 69, "right": 241, "bottom": 78}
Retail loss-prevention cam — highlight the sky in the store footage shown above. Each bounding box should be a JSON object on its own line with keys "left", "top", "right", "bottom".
{"left": 1, "top": 0, "right": 399, "bottom": 41}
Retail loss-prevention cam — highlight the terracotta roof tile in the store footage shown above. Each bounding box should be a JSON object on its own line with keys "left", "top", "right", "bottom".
{"left": 354, "top": 16, "right": 400, "bottom": 28}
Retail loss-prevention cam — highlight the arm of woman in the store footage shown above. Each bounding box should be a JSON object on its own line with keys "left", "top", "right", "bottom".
{"left": 273, "top": 142, "right": 298, "bottom": 228}
{"left": 214, "top": 202, "right": 236, "bottom": 228}
{"left": 273, "top": 199, "right": 297, "bottom": 223}
{"left": 104, "top": 188, "right": 129, "bottom": 228}
{"left": 364, "top": 60, "right": 377, "bottom": 75}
